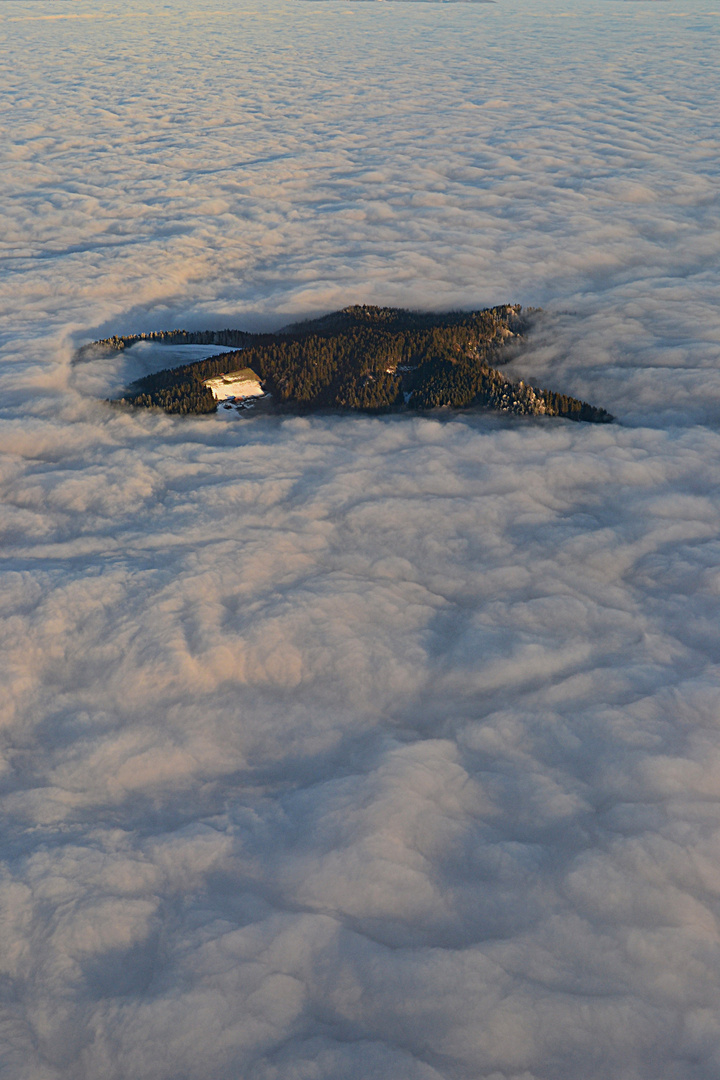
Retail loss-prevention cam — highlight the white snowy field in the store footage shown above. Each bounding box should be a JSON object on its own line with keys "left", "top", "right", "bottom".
{"left": 205, "top": 369, "right": 264, "bottom": 401}
{"left": 1, "top": 1, "right": 720, "bottom": 1078}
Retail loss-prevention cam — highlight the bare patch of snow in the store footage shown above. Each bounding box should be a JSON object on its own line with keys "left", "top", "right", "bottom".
{"left": 203, "top": 369, "right": 264, "bottom": 402}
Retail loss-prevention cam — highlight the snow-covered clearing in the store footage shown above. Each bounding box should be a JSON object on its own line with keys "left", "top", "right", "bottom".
{"left": 204, "top": 369, "right": 264, "bottom": 402}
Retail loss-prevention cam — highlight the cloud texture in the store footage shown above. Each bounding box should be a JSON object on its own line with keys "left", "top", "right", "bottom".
{"left": 2, "top": 0, "right": 720, "bottom": 1077}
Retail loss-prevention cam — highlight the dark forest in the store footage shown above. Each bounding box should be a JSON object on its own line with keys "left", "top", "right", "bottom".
{"left": 93, "top": 305, "right": 612, "bottom": 423}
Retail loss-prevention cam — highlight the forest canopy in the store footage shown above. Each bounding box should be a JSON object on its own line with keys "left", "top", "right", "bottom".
{"left": 87, "top": 304, "right": 613, "bottom": 423}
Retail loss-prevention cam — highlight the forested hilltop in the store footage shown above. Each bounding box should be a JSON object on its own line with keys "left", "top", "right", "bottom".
{"left": 88, "top": 304, "right": 612, "bottom": 423}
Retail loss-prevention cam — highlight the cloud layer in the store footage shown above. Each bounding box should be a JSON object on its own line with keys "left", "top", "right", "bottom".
{"left": 2, "top": 1, "right": 720, "bottom": 1077}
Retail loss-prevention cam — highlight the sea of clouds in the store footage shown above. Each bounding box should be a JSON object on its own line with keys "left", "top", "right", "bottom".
{"left": 2, "top": 0, "right": 720, "bottom": 1077}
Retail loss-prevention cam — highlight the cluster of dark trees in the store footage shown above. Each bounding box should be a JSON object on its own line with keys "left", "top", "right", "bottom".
{"left": 106, "top": 304, "right": 612, "bottom": 423}
{"left": 122, "top": 384, "right": 218, "bottom": 415}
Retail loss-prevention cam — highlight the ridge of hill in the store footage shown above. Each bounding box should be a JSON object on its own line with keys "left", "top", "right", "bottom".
{"left": 83, "top": 305, "right": 613, "bottom": 423}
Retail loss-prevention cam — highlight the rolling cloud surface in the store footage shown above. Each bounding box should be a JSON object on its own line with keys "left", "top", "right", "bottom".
{"left": 2, "top": 1, "right": 720, "bottom": 1077}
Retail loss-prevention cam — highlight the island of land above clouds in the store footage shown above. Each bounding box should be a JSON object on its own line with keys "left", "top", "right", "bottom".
{"left": 79, "top": 304, "right": 613, "bottom": 423}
